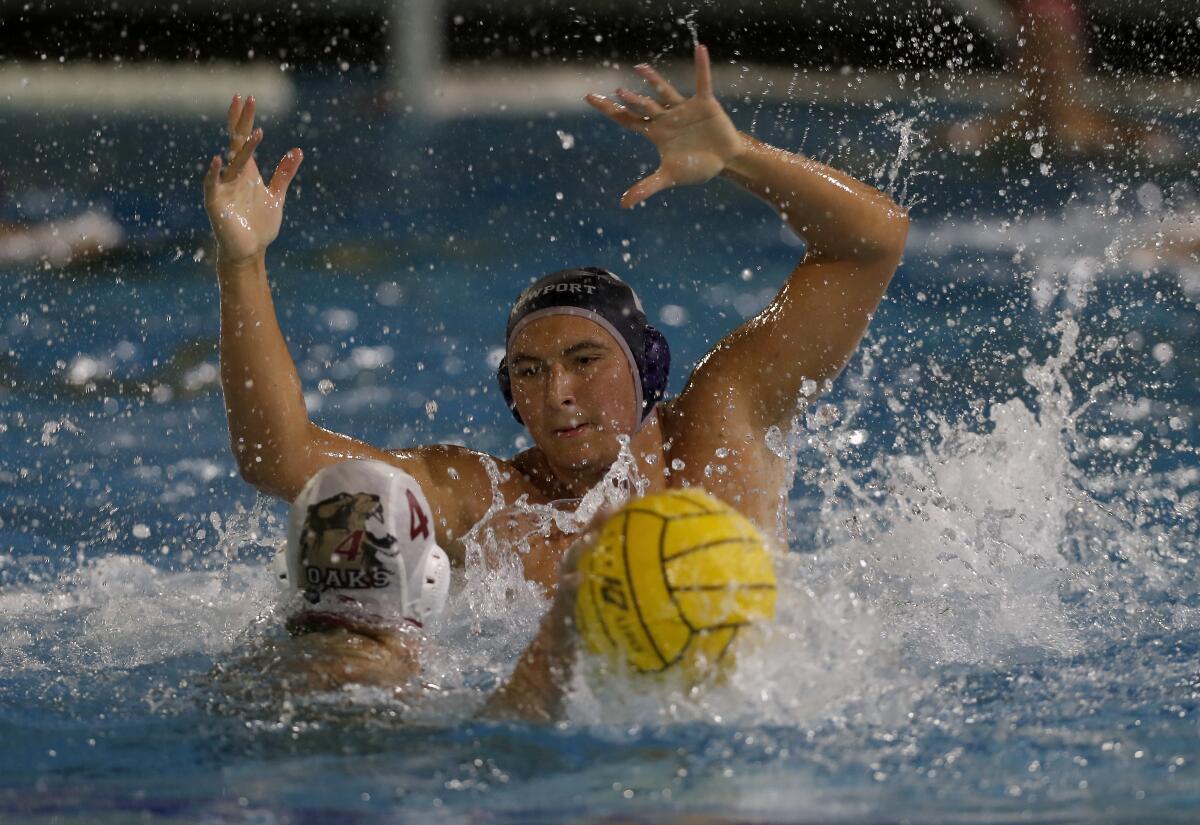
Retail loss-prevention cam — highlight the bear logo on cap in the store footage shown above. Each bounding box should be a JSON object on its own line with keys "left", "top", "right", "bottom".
{"left": 298, "top": 491, "right": 398, "bottom": 595}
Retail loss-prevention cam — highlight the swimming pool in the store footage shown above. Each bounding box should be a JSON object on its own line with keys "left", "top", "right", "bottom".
{"left": 1, "top": 69, "right": 1198, "bottom": 822}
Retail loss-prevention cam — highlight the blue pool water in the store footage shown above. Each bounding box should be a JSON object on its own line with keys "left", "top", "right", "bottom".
{"left": 1, "top": 70, "right": 1198, "bottom": 822}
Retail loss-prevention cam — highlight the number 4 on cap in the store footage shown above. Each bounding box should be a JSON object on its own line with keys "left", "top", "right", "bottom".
{"left": 406, "top": 489, "right": 430, "bottom": 541}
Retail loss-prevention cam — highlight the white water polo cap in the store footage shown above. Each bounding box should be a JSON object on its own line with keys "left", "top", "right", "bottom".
{"left": 285, "top": 459, "right": 451, "bottom": 627}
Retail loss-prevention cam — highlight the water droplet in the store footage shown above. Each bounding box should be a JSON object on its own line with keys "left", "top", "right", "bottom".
{"left": 658, "top": 304, "right": 688, "bottom": 327}
{"left": 1152, "top": 342, "right": 1174, "bottom": 365}
{"left": 1136, "top": 182, "right": 1163, "bottom": 212}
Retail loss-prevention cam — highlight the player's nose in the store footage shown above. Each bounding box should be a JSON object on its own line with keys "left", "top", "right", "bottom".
{"left": 546, "top": 362, "right": 577, "bottom": 408}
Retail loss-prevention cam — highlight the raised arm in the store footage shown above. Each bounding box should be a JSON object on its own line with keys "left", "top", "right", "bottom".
{"left": 587, "top": 46, "right": 908, "bottom": 430}
{"left": 201, "top": 96, "right": 473, "bottom": 538}
{"left": 703, "top": 132, "right": 908, "bottom": 427}
{"left": 212, "top": 249, "right": 399, "bottom": 501}
{"left": 203, "top": 95, "right": 373, "bottom": 499}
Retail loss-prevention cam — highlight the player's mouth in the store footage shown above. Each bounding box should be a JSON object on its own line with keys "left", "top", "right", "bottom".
{"left": 553, "top": 423, "right": 592, "bottom": 438}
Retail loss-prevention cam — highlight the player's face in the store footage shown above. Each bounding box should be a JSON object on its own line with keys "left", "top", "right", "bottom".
{"left": 508, "top": 315, "right": 639, "bottom": 475}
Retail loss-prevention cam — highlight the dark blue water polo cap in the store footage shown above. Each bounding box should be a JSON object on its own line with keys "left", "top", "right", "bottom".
{"left": 497, "top": 266, "right": 670, "bottom": 427}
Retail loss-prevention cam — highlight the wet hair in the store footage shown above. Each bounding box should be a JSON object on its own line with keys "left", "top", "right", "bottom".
{"left": 497, "top": 266, "right": 670, "bottom": 426}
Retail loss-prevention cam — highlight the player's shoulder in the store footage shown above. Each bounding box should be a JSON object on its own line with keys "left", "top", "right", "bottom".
{"left": 658, "top": 399, "right": 787, "bottom": 521}
{"left": 386, "top": 444, "right": 525, "bottom": 544}
{"left": 658, "top": 393, "right": 755, "bottom": 455}
{"left": 387, "top": 443, "right": 517, "bottom": 485}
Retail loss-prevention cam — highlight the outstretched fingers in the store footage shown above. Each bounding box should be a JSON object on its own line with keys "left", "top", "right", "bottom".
{"left": 203, "top": 154, "right": 223, "bottom": 201}
{"left": 223, "top": 127, "right": 263, "bottom": 182}
{"left": 268, "top": 148, "right": 304, "bottom": 199}
{"left": 585, "top": 93, "right": 643, "bottom": 130}
{"left": 621, "top": 168, "right": 673, "bottom": 209}
{"left": 228, "top": 94, "right": 257, "bottom": 154}
{"left": 615, "top": 88, "right": 664, "bottom": 119}
{"left": 694, "top": 43, "right": 713, "bottom": 98}
{"left": 226, "top": 95, "right": 243, "bottom": 132}
{"left": 633, "top": 63, "right": 686, "bottom": 106}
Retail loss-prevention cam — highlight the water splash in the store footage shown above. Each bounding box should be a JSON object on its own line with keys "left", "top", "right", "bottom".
{"left": 874, "top": 112, "right": 930, "bottom": 209}
{"left": 554, "top": 308, "right": 1196, "bottom": 728}
{"left": 209, "top": 494, "right": 281, "bottom": 564}
{"left": 4, "top": 304, "right": 1194, "bottom": 736}
{"left": 0, "top": 556, "right": 273, "bottom": 675}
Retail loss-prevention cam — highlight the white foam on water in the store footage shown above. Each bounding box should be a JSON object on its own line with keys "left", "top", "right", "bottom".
{"left": 0, "top": 555, "right": 276, "bottom": 674}
{"left": 4, "top": 307, "right": 1195, "bottom": 733}
{"left": 550, "top": 314, "right": 1198, "bottom": 729}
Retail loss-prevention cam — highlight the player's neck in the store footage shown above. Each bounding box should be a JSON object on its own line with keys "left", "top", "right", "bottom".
{"left": 564, "top": 419, "right": 672, "bottom": 496}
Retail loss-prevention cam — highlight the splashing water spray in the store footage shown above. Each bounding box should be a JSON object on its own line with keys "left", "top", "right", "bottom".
{"left": 874, "top": 112, "right": 930, "bottom": 209}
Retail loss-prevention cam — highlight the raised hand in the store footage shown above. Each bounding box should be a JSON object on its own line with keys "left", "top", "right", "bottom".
{"left": 202, "top": 95, "right": 303, "bottom": 265}
{"left": 586, "top": 44, "right": 744, "bottom": 208}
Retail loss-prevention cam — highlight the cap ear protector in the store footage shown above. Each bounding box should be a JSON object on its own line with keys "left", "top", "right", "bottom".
{"left": 497, "top": 325, "right": 670, "bottom": 426}
{"left": 641, "top": 324, "right": 670, "bottom": 411}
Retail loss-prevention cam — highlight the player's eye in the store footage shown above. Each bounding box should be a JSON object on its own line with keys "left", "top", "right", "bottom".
{"left": 516, "top": 364, "right": 541, "bottom": 378}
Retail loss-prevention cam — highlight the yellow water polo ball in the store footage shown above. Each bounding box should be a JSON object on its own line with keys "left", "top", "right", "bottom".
{"left": 573, "top": 489, "right": 777, "bottom": 675}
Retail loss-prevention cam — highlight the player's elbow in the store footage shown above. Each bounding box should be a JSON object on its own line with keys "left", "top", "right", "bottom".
{"left": 231, "top": 439, "right": 303, "bottom": 502}
{"left": 875, "top": 207, "right": 909, "bottom": 265}
{"left": 839, "top": 208, "right": 908, "bottom": 267}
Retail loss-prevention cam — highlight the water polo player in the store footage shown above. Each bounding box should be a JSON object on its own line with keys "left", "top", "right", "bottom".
{"left": 238, "top": 459, "right": 451, "bottom": 695}
{"left": 202, "top": 44, "right": 908, "bottom": 587}
{"left": 265, "top": 461, "right": 777, "bottom": 719}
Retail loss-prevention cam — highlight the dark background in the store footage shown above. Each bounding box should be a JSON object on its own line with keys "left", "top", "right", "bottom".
{"left": 1, "top": 0, "right": 1197, "bottom": 75}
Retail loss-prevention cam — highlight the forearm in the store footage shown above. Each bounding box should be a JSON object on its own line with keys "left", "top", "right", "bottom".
{"left": 722, "top": 134, "right": 908, "bottom": 263}
{"left": 217, "top": 253, "right": 313, "bottom": 494}
{"left": 479, "top": 607, "right": 576, "bottom": 723}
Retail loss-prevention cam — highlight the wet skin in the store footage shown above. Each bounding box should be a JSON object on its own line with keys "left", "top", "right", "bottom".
{"left": 506, "top": 314, "right": 641, "bottom": 486}
{"left": 205, "top": 46, "right": 907, "bottom": 712}
{"left": 205, "top": 45, "right": 909, "bottom": 591}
